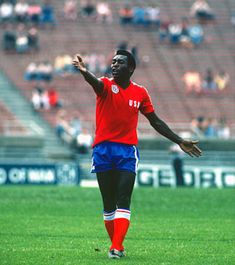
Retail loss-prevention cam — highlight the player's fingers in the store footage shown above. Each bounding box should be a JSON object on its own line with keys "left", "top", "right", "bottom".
{"left": 72, "top": 60, "right": 80, "bottom": 67}
{"left": 73, "top": 54, "right": 81, "bottom": 61}
{"left": 76, "top": 54, "right": 83, "bottom": 62}
{"left": 187, "top": 151, "right": 193, "bottom": 157}
{"left": 191, "top": 140, "right": 199, "bottom": 144}
{"left": 192, "top": 150, "right": 201, "bottom": 157}
{"left": 194, "top": 146, "right": 202, "bottom": 155}
{"left": 191, "top": 146, "right": 201, "bottom": 156}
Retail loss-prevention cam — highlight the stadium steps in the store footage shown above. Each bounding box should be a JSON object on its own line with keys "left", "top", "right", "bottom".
{"left": 0, "top": 71, "right": 74, "bottom": 161}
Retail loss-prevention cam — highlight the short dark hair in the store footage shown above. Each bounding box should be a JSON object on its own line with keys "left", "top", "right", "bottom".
{"left": 116, "top": 49, "right": 136, "bottom": 71}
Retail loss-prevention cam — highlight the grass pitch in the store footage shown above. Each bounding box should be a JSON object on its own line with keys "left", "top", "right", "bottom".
{"left": 0, "top": 186, "right": 234, "bottom": 265}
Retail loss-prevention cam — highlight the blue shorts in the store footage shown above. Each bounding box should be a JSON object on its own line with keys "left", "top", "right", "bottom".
{"left": 91, "top": 142, "right": 139, "bottom": 174}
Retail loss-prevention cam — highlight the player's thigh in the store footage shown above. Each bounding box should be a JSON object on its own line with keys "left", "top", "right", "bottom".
{"left": 116, "top": 170, "right": 136, "bottom": 200}
{"left": 97, "top": 170, "right": 118, "bottom": 201}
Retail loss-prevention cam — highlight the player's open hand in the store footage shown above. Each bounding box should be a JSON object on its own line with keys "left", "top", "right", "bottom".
{"left": 72, "top": 54, "right": 87, "bottom": 73}
{"left": 179, "top": 140, "right": 202, "bottom": 157}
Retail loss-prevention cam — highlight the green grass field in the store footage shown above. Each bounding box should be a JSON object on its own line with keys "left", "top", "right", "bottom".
{"left": 0, "top": 186, "right": 234, "bottom": 265}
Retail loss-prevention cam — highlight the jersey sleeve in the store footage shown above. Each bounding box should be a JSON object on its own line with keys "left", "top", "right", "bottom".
{"left": 140, "top": 88, "right": 155, "bottom": 115}
{"left": 98, "top": 77, "right": 109, "bottom": 97}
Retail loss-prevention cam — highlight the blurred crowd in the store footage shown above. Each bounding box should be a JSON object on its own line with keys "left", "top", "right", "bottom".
{"left": 1, "top": 0, "right": 234, "bottom": 145}
{"left": 158, "top": 0, "right": 216, "bottom": 48}
{"left": 0, "top": 0, "right": 56, "bottom": 26}
{"left": 55, "top": 109, "right": 93, "bottom": 153}
{"left": 1, "top": 0, "right": 56, "bottom": 53}
{"left": 182, "top": 68, "right": 230, "bottom": 94}
{"left": 191, "top": 116, "right": 230, "bottom": 139}
{"left": 3, "top": 23, "right": 39, "bottom": 52}
{"left": 24, "top": 51, "right": 113, "bottom": 81}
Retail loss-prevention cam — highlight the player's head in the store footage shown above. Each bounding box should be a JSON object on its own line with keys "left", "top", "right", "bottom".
{"left": 111, "top": 50, "right": 136, "bottom": 80}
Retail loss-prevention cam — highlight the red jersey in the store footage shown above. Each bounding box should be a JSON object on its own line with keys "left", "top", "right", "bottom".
{"left": 93, "top": 77, "right": 154, "bottom": 147}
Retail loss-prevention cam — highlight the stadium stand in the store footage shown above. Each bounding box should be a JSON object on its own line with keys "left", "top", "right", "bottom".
{"left": 0, "top": 0, "right": 234, "bottom": 170}
{"left": 0, "top": 70, "right": 74, "bottom": 161}
{"left": 0, "top": 0, "right": 234, "bottom": 134}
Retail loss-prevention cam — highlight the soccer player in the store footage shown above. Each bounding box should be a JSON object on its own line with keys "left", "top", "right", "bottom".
{"left": 72, "top": 50, "right": 202, "bottom": 259}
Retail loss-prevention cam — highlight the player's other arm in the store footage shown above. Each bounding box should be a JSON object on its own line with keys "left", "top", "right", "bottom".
{"left": 145, "top": 112, "right": 202, "bottom": 157}
{"left": 72, "top": 54, "right": 104, "bottom": 95}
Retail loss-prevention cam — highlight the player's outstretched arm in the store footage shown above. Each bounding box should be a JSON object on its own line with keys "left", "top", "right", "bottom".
{"left": 145, "top": 112, "right": 202, "bottom": 157}
{"left": 72, "top": 54, "right": 104, "bottom": 95}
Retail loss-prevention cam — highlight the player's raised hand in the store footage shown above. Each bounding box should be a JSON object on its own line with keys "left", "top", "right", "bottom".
{"left": 72, "top": 54, "right": 87, "bottom": 73}
{"left": 179, "top": 140, "right": 202, "bottom": 157}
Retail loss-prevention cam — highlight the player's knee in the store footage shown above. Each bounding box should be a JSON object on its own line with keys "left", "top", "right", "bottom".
{"left": 103, "top": 200, "right": 116, "bottom": 212}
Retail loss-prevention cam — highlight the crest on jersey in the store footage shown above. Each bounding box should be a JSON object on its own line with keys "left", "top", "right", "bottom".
{"left": 111, "top": 85, "right": 119, "bottom": 94}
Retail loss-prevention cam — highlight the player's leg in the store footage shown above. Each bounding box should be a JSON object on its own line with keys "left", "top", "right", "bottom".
{"left": 110, "top": 170, "right": 136, "bottom": 252}
{"left": 97, "top": 170, "right": 118, "bottom": 242}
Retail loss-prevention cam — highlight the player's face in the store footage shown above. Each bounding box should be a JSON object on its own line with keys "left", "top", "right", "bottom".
{"left": 111, "top": 55, "right": 130, "bottom": 80}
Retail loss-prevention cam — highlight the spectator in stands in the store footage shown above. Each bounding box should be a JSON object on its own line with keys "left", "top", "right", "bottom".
{"left": 15, "top": 23, "right": 29, "bottom": 53}
{"left": 55, "top": 109, "right": 74, "bottom": 143}
{"left": 217, "top": 117, "right": 230, "bottom": 139}
{"left": 145, "top": 4, "right": 160, "bottom": 28}
{"left": 28, "top": 26, "right": 39, "bottom": 51}
{"left": 40, "top": 88, "right": 50, "bottom": 110}
{"left": 70, "top": 115, "right": 82, "bottom": 136}
{"left": 87, "top": 53, "right": 107, "bottom": 74}
{"left": 54, "top": 54, "right": 75, "bottom": 76}
{"left": 132, "top": 5, "right": 146, "bottom": 25}
{"left": 168, "top": 22, "right": 182, "bottom": 45}
{"left": 14, "top": 0, "right": 29, "bottom": 23}
{"left": 119, "top": 4, "right": 133, "bottom": 25}
{"left": 24, "top": 62, "right": 38, "bottom": 81}
{"left": 80, "top": 0, "right": 96, "bottom": 17}
{"left": 63, "top": 0, "right": 78, "bottom": 21}
{"left": 40, "top": 1, "right": 56, "bottom": 27}
{"left": 27, "top": 2, "right": 42, "bottom": 25}
{"left": 31, "top": 86, "right": 42, "bottom": 110}
{"left": 214, "top": 71, "right": 229, "bottom": 91}
{"left": 0, "top": 1, "right": 14, "bottom": 24}
{"left": 2, "top": 24, "right": 16, "bottom": 51}
{"left": 63, "top": 54, "right": 75, "bottom": 75}
{"left": 182, "top": 70, "right": 202, "bottom": 94}
{"left": 76, "top": 127, "right": 93, "bottom": 154}
{"left": 204, "top": 117, "right": 218, "bottom": 138}
{"left": 31, "top": 86, "right": 49, "bottom": 110}
{"left": 190, "top": 116, "right": 205, "bottom": 138}
{"left": 48, "top": 87, "right": 62, "bottom": 108}
{"left": 54, "top": 54, "right": 65, "bottom": 76}
{"left": 96, "top": 1, "right": 112, "bottom": 23}
{"left": 202, "top": 68, "right": 217, "bottom": 92}
{"left": 188, "top": 22, "right": 204, "bottom": 47}
{"left": 38, "top": 61, "right": 53, "bottom": 83}
{"left": 190, "top": 0, "right": 215, "bottom": 22}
